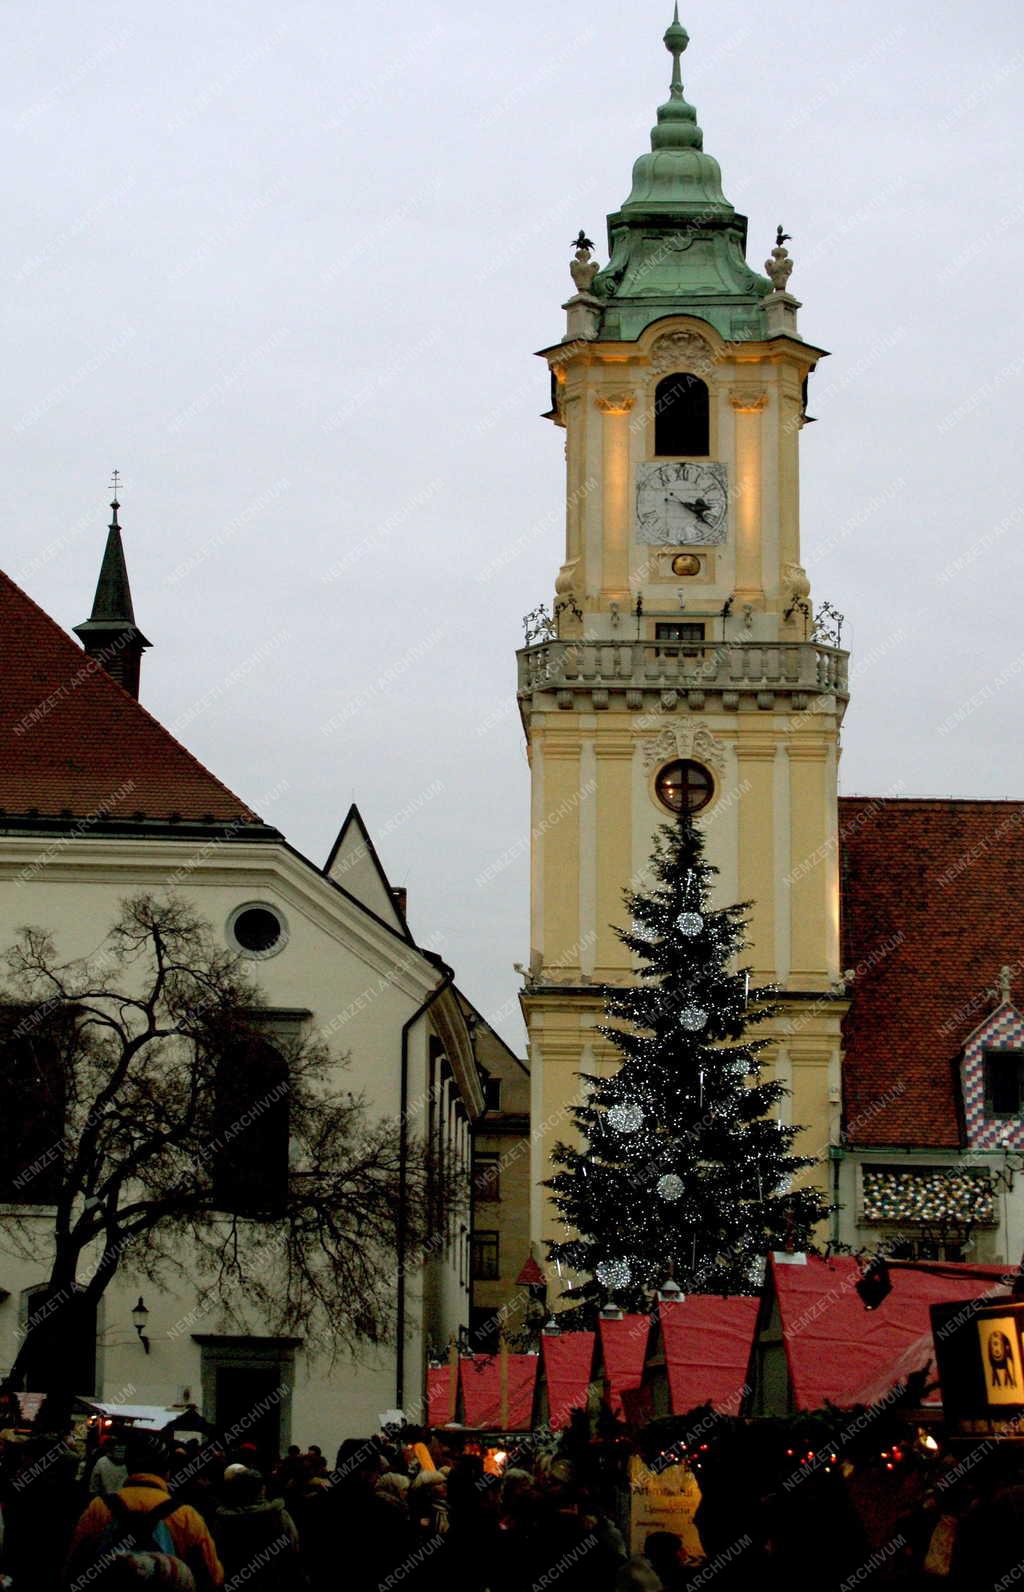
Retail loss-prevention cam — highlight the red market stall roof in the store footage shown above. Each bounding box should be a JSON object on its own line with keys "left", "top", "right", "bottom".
{"left": 770, "top": 1254, "right": 1013, "bottom": 1411}
{"left": 660, "top": 1295, "right": 760, "bottom": 1415}
{"left": 459, "top": 1354, "right": 538, "bottom": 1430}
{"left": 850, "top": 1331, "right": 941, "bottom": 1410}
{"left": 540, "top": 1331, "right": 595, "bottom": 1429}
{"left": 426, "top": 1365, "right": 454, "bottom": 1427}
{"left": 598, "top": 1315, "right": 653, "bottom": 1418}
{"left": 517, "top": 1255, "right": 546, "bottom": 1287}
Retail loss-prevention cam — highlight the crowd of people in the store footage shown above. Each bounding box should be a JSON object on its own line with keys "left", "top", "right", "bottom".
{"left": 0, "top": 1422, "right": 670, "bottom": 1591}
{"left": 6, "top": 1416, "right": 1024, "bottom": 1589}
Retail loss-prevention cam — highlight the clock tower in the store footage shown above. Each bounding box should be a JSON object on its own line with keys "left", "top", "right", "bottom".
{"left": 519, "top": 12, "right": 850, "bottom": 1257}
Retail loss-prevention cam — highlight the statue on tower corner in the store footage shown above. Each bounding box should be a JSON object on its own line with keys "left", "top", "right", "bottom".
{"left": 765, "top": 225, "right": 794, "bottom": 293}
{"left": 569, "top": 230, "right": 599, "bottom": 293}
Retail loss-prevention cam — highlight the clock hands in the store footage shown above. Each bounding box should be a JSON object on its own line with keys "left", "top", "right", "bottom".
{"left": 663, "top": 493, "right": 714, "bottom": 525}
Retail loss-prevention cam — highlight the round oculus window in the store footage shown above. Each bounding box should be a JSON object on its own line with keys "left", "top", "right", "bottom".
{"left": 655, "top": 759, "right": 714, "bottom": 816}
{"left": 228, "top": 903, "right": 288, "bottom": 958}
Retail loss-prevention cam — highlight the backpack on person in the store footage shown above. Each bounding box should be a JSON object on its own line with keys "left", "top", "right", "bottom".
{"left": 90, "top": 1493, "right": 195, "bottom": 1586}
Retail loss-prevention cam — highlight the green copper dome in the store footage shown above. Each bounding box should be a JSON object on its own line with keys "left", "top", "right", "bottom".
{"left": 591, "top": 10, "right": 771, "bottom": 343}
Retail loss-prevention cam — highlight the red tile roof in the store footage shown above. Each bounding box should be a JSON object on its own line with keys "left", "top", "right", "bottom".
{"left": 840, "top": 797, "right": 1024, "bottom": 1147}
{"left": 0, "top": 570, "right": 261, "bottom": 827}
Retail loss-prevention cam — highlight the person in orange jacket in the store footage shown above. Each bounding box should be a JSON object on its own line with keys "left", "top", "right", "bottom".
{"left": 65, "top": 1432, "right": 224, "bottom": 1589}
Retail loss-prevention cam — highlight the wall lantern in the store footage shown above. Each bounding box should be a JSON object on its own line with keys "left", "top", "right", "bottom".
{"left": 131, "top": 1296, "right": 151, "bottom": 1354}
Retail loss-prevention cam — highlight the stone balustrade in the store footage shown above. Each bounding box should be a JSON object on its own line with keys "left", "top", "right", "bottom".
{"left": 517, "top": 638, "right": 848, "bottom": 716}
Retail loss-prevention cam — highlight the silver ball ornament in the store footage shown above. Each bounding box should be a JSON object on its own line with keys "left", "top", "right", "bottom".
{"left": 607, "top": 1103, "right": 644, "bottom": 1134}
{"left": 596, "top": 1259, "right": 632, "bottom": 1290}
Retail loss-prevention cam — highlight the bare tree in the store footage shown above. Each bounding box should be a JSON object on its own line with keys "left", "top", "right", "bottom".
{"left": 0, "top": 894, "right": 461, "bottom": 1408}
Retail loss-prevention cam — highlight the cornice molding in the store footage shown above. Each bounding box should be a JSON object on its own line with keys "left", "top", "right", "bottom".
{"left": 0, "top": 835, "right": 434, "bottom": 1005}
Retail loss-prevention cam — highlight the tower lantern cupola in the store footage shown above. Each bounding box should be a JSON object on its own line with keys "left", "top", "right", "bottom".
{"left": 74, "top": 481, "right": 151, "bottom": 700}
{"left": 580, "top": 8, "right": 776, "bottom": 345}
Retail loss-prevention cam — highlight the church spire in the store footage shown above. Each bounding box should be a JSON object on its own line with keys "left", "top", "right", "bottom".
{"left": 74, "top": 477, "right": 151, "bottom": 699}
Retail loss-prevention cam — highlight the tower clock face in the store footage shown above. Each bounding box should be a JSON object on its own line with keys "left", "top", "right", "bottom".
{"left": 635, "top": 461, "right": 728, "bottom": 546}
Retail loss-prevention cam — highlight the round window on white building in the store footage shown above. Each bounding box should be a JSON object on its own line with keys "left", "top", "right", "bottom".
{"left": 227, "top": 902, "right": 289, "bottom": 959}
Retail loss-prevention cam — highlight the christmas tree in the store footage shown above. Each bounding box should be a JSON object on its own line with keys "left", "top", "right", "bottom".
{"left": 545, "top": 816, "right": 829, "bottom": 1318}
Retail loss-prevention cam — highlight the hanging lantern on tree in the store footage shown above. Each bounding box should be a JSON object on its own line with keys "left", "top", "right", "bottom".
{"left": 676, "top": 912, "right": 703, "bottom": 936}
{"left": 679, "top": 1006, "right": 707, "bottom": 1030}
{"left": 657, "top": 1173, "right": 685, "bottom": 1202}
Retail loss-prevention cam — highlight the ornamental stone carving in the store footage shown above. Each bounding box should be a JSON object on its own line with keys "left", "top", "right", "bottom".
{"left": 729, "top": 387, "right": 769, "bottom": 412}
{"left": 649, "top": 330, "right": 715, "bottom": 378}
{"left": 764, "top": 234, "right": 794, "bottom": 293}
{"left": 569, "top": 238, "right": 600, "bottom": 294}
{"left": 639, "top": 725, "right": 727, "bottom": 773}
{"left": 595, "top": 392, "right": 635, "bottom": 414}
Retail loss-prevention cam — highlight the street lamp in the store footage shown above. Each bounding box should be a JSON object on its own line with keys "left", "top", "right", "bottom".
{"left": 131, "top": 1296, "right": 150, "bottom": 1354}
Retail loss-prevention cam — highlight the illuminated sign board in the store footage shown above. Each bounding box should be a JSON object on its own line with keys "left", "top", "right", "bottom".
{"left": 930, "top": 1296, "right": 1024, "bottom": 1439}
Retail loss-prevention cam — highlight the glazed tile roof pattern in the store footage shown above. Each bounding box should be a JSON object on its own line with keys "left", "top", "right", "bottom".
{"left": 839, "top": 797, "right": 1024, "bottom": 1148}
{"left": 962, "top": 1004, "right": 1024, "bottom": 1150}
{"left": 0, "top": 570, "right": 261, "bottom": 826}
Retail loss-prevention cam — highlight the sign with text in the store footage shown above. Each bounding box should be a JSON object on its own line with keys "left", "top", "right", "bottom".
{"left": 628, "top": 1454, "right": 703, "bottom": 1559}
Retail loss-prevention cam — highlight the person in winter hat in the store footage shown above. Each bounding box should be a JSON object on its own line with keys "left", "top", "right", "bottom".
{"left": 212, "top": 1466, "right": 301, "bottom": 1591}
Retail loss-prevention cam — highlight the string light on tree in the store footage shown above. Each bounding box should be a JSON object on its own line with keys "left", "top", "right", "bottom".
{"left": 544, "top": 814, "right": 829, "bottom": 1318}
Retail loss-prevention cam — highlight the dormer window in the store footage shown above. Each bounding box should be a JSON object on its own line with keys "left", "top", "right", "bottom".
{"left": 983, "top": 1049, "right": 1024, "bottom": 1118}
{"left": 654, "top": 374, "right": 709, "bottom": 457}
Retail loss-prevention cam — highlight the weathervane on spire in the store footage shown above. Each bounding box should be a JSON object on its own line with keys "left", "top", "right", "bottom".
{"left": 109, "top": 469, "right": 121, "bottom": 502}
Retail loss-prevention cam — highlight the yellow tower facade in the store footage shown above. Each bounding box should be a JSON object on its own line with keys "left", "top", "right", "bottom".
{"left": 519, "top": 15, "right": 849, "bottom": 1256}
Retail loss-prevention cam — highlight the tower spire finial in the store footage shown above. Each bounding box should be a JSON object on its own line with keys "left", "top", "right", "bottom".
{"left": 109, "top": 468, "right": 121, "bottom": 527}
{"left": 663, "top": 5, "right": 689, "bottom": 99}
{"left": 650, "top": 8, "right": 701, "bottom": 152}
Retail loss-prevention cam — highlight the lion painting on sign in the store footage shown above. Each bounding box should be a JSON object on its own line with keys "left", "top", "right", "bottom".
{"left": 987, "top": 1329, "right": 1018, "bottom": 1388}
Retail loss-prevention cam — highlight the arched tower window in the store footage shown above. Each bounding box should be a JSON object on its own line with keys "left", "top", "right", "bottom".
{"left": 654, "top": 373, "right": 710, "bottom": 456}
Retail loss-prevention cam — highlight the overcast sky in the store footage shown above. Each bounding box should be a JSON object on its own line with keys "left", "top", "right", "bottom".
{"left": 4, "top": 0, "right": 1023, "bottom": 1049}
